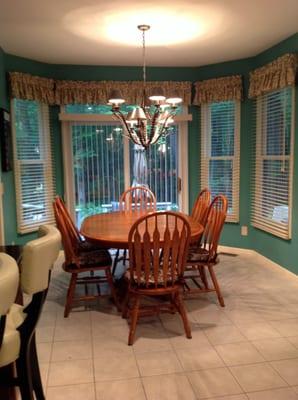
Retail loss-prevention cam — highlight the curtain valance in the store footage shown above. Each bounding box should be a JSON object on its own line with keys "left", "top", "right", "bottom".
{"left": 54, "top": 80, "right": 192, "bottom": 105}
{"left": 194, "top": 75, "right": 243, "bottom": 105}
{"left": 9, "top": 72, "right": 192, "bottom": 105}
{"left": 10, "top": 72, "right": 56, "bottom": 105}
{"left": 248, "top": 53, "right": 298, "bottom": 98}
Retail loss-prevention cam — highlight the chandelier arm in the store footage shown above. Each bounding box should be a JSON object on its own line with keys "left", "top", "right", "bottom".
{"left": 149, "top": 107, "right": 160, "bottom": 142}
{"left": 112, "top": 111, "right": 140, "bottom": 145}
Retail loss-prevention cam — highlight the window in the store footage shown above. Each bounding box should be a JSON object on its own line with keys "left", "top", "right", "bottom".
{"left": 61, "top": 107, "right": 189, "bottom": 225}
{"left": 201, "top": 100, "right": 240, "bottom": 222}
{"left": 252, "top": 87, "right": 294, "bottom": 239}
{"left": 12, "top": 99, "right": 55, "bottom": 233}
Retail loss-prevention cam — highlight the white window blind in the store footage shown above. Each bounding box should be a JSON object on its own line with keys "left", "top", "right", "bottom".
{"left": 12, "top": 99, "right": 55, "bottom": 233}
{"left": 252, "top": 87, "right": 294, "bottom": 239}
{"left": 70, "top": 122, "right": 125, "bottom": 226}
{"left": 201, "top": 100, "right": 240, "bottom": 222}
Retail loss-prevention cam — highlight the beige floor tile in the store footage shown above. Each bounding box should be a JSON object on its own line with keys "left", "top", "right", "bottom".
{"left": 96, "top": 378, "right": 146, "bottom": 400}
{"left": 224, "top": 309, "right": 264, "bottom": 325}
{"left": 193, "top": 309, "right": 233, "bottom": 326}
{"left": 37, "top": 342, "right": 52, "bottom": 363}
{"left": 94, "top": 353, "right": 139, "bottom": 381}
{"left": 271, "top": 358, "right": 298, "bottom": 385}
{"left": 176, "top": 345, "right": 224, "bottom": 371}
{"left": 215, "top": 342, "right": 265, "bottom": 366}
{"left": 48, "top": 359, "right": 94, "bottom": 386}
{"left": 36, "top": 326, "right": 55, "bottom": 343}
{"left": 247, "top": 387, "right": 298, "bottom": 400}
{"left": 91, "top": 308, "right": 123, "bottom": 326}
{"left": 92, "top": 319, "right": 129, "bottom": 337}
{"left": 54, "top": 322, "right": 91, "bottom": 341}
{"left": 142, "top": 373, "right": 196, "bottom": 400}
{"left": 207, "top": 396, "right": 248, "bottom": 400}
{"left": 204, "top": 325, "right": 247, "bottom": 345}
{"left": 251, "top": 337, "right": 298, "bottom": 361}
{"left": 136, "top": 350, "right": 182, "bottom": 377}
{"left": 38, "top": 311, "right": 57, "bottom": 327}
{"left": 237, "top": 322, "right": 281, "bottom": 340}
{"left": 270, "top": 319, "right": 298, "bottom": 337}
{"left": 92, "top": 331, "right": 134, "bottom": 356}
{"left": 46, "top": 383, "right": 96, "bottom": 400}
{"left": 51, "top": 340, "right": 92, "bottom": 361}
{"left": 40, "top": 362, "right": 49, "bottom": 387}
{"left": 187, "top": 367, "right": 243, "bottom": 399}
{"left": 287, "top": 336, "right": 298, "bottom": 348}
{"left": 132, "top": 322, "right": 172, "bottom": 353}
{"left": 170, "top": 328, "right": 210, "bottom": 349}
{"left": 230, "top": 363, "right": 287, "bottom": 392}
{"left": 256, "top": 309, "right": 297, "bottom": 321}
{"left": 162, "top": 318, "right": 210, "bottom": 349}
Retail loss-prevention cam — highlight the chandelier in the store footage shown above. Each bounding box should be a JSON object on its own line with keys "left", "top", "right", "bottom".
{"left": 108, "top": 25, "right": 182, "bottom": 149}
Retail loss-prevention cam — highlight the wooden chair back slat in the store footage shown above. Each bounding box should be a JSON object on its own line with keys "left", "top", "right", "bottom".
{"left": 201, "top": 195, "right": 228, "bottom": 261}
{"left": 128, "top": 211, "right": 191, "bottom": 288}
{"left": 120, "top": 186, "right": 156, "bottom": 212}
{"left": 191, "top": 188, "right": 211, "bottom": 226}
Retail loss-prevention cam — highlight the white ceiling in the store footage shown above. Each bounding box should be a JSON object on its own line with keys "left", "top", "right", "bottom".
{"left": 0, "top": 0, "right": 297, "bottom": 67}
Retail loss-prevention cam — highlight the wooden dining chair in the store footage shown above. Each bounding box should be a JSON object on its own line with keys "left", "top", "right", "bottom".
{"left": 191, "top": 188, "right": 211, "bottom": 226}
{"left": 119, "top": 186, "right": 156, "bottom": 212}
{"left": 53, "top": 201, "right": 121, "bottom": 317}
{"left": 122, "top": 211, "right": 192, "bottom": 345}
{"left": 184, "top": 195, "right": 228, "bottom": 306}
{"left": 112, "top": 186, "right": 157, "bottom": 275}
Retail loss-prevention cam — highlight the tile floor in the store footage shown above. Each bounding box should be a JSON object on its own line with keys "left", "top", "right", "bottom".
{"left": 22, "top": 249, "right": 298, "bottom": 399}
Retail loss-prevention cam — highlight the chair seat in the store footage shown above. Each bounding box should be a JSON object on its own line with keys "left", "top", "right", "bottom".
{"left": 0, "top": 325, "right": 20, "bottom": 368}
{"left": 77, "top": 240, "right": 102, "bottom": 253}
{"left": 78, "top": 248, "right": 112, "bottom": 266}
{"left": 125, "top": 268, "right": 179, "bottom": 287}
{"left": 187, "top": 245, "right": 210, "bottom": 262}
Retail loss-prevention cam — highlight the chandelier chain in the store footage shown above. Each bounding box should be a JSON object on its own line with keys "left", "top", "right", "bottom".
{"left": 142, "top": 29, "right": 146, "bottom": 91}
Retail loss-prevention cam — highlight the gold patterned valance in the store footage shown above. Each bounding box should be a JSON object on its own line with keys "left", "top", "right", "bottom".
{"left": 9, "top": 72, "right": 192, "bottom": 105}
{"left": 248, "top": 53, "right": 298, "bottom": 98}
{"left": 9, "top": 72, "right": 55, "bottom": 105}
{"left": 55, "top": 80, "right": 192, "bottom": 105}
{"left": 194, "top": 75, "right": 243, "bottom": 105}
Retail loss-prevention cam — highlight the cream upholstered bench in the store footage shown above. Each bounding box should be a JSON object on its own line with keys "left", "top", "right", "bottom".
{"left": 0, "top": 225, "right": 61, "bottom": 400}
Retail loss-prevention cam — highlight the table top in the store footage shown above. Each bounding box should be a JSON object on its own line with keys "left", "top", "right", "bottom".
{"left": 80, "top": 211, "right": 203, "bottom": 249}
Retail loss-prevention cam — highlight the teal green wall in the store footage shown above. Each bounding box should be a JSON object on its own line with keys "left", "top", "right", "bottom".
{"left": 249, "top": 33, "right": 298, "bottom": 273}
{"left": 1, "top": 33, "right": 298, "bottom": 273}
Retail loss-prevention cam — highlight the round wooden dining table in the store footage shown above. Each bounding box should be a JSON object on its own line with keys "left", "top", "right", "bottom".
{"left": 80, "top": 210, "right": 204, "bottom": 248}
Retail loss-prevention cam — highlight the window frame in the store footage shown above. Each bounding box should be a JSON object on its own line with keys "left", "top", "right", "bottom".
{"left": 11, "top": 99, "right": 55, "bottom": 234}
{"left": 252, "top": 87, "right": 295, "bottom": 239}
{"left": 201, "top": 100, "right": 241, "bottom": 223}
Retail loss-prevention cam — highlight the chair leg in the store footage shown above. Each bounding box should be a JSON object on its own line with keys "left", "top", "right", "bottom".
{"left": 122, "top": 249, "right": 127, "bottom": 266}
{"left": 64, "top": 273, "right": 77, "bottom": 318}
{"left": 16, "top": 340, "right": 34, "bottom": 400}
{"left": 128, "top": 295, "right": 140, "bottom": 345}
{"left": 30, "top": 333, "right": 45, "bottom": 400}
{"left": 112, "top": 249, "right": 120, "bottom": 276}
{"left": 105, "top": 267, "right": 121, "bottom": 312}
{"left": 207, "top": 265, "right": 225, "bottom": 307}
{"left": 174, "top": 291, "right": 192, "bottom": 339}
{"left": 199, "top": 266, "right": 209, "bottom": 289}
{"left": 122, "top": 288, "right": 130, "bottom": 319}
